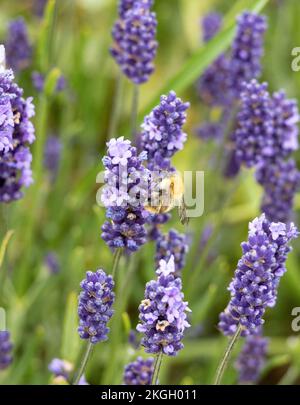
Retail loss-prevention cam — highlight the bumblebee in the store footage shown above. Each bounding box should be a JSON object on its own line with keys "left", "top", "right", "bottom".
{"left": 144, "top": 172, "right": 189, "bottom": 225}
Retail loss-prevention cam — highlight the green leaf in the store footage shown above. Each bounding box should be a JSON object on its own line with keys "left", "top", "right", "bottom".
{"left": 36, "top": 0, "right": 57, "bottom": 72}
{"left": 192, "top": 284, "right": 218, "bottom": 323}
{"left": 138, "top": 0, "right": 269, "bottom": 121}
{"left": 122, "top": 312, "right": 132, "bottom": 336}
{"left": 0, "top": 230, "right": 14, "bottom": 270}
{"left": 61, "top": 292, "right": 81, "bottom": 363}
{"left": 44, "top": 67, "right": 62, "bottom": 97}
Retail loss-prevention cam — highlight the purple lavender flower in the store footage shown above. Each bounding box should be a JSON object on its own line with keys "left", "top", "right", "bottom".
{"left": 218, "top": 214, "right": 298, "bottom": 337}
{"left": 48, "top": 358, "right": 73, "bottom": 380}
{"left": 5, "top": 18, "right": 32, "bottom": 72}
{"left": 101, "top": 137, "right": 149, "bottom": 253}
{"left": 0, "top": 331, "right": 13, "bottom": 370}
{"left": 0, "top": 63, "right": 35, "bottom": 203}
{"left": 223, "top": 148, "right": 241, "bottom": 178}
{"left": 196, "top": 121, "right": 224, "bottom": 141}
{"left": 111, "top": 3, "right": 158, "bottom": 84}
{"left": 49, "top": 358, "right": 88, "bottom": 385}
{"left": 44, "top": 136, "right": 62, "bottom": 183}
{"left": 78, "top": 269, "right": 115, "bottom": 344}
{"left": 147, "top": 213, "right": 171, "bottom": 241}
{"left": 123, "top": 356, "right": 154, "bottom": 385}
{"left": 196, "top": 12, "right": 267, "bottom": 175}
{"left": 56, "top": 75, "right": 66, "bottom": 92}
{"left": 32, "top": 71, "right": 67, "bottom": 94}
{"left": 140, "top": 91, "right": 190, "bottom": 171}
{"left": 128, "top": 329, "right": 140, "bottom": 349}
{"left": 137, "top": 256, "right": 191, "bottom": 356}
{"left": 234, "top": 80, "right": 274, "bottom": 168}
{"left": 118, "top": 0, "right": 154, "bottom": 18}
{"left": 102, "top": 207, "right": 147, "bottom": 252}
{"left": 197, "top": 8, "right": 237, "bottom": 104}
{"left": 0, "top": 95, "right": 14, "bottom": 153}
{"left": 235, "top": 330, "right": 268, "bottom": 384}
{"left": 201, "top": 12, "right": 222, "bottom": 42}
{"left": 155, "top": 229, "right": 188, "bottom": 277}
{"left": 44, "top": 251, "right": 60, "bottom": 274}
{"left": 270, "top": 90, "right": 299, "bottom": 157}
{"left": 256, "top": 159, "right": 300, "bottom": 223}
{"left": 198, "top": 55, "right": 231, "bottom": 107}
{"left": 31, "top": 72, "right": 44, "bottom": 92}
{"left": 34, "top": 0, "right": 48, "bottom": 17}
{"left": 230, "top": 12, "right": 267, "bottom": 95}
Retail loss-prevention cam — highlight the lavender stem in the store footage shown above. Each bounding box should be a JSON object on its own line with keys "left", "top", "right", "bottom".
{"left": 151, "top": 351, "right": 163, "bottom": 385}
{"left": 108, "top": 73, "right": 124, "bottom": 140}
{"left": 112, "top": 248, "right": 123, "bottom": 278}
{"left": 73, "top": 341, "right": 93, "bottom": 385}
{"left": 131, "top": 84, "right": 139, "bottom": 139}
{"left": 214, "top": 324, "right": 242, "bottom": 385}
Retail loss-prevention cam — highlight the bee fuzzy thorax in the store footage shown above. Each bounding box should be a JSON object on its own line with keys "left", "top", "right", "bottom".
{"left": 144, "top": 172, "right": 189, "bottom": 225}
{"left": 144, "top": 172, "right": 184, "bottom": 213}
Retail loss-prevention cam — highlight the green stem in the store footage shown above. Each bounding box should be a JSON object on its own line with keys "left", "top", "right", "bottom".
{"left": 107, "top": 74, "right": 124, "bottom": 140}
{"left": 0, "top": 229, "right": 14, "bottom": 301}
{"left": 278, "top": 365, "right": 299, "bottom": 385}
{"left": 33, "top": 95, "right": 49, "bottom": 179}
{"left": 73, "top": 341, "right": 93, "bottom": 385}
{"left": 16, "top": 94, "right": 49, "bottom": 294}
{"left": 151, "top": 351, "right": 163, "bottom": 385}
{"left": 214, "top": 324, "right": 242, "bottom": 385}
{"left": 48, "top": 0, "right": 58, "bottom": 67}
{"left": 131, "top": 84, "right": 139, "bottom": 139}
{"left": 112, "top": 248, "right": 123, "bottom": 278}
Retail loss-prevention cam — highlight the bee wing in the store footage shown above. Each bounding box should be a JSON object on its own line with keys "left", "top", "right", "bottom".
{"left": 178, "top": 197, "right": 189, "bottom": 226}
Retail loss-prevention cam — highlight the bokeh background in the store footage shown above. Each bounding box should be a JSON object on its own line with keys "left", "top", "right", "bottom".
{"left": 0, "top": 0, "right": 300, "bottom": 385}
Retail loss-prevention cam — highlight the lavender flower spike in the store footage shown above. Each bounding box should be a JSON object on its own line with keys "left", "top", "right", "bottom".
{"left": 0, "top": 95, "right": 14, "bottom": 153}
{"left": 218, "top": 214, "right": 298, "bottom": 337}
{"left": 49, "top": 358, "right": 88, "bottom": 385}
{"left": 198, "top": 54, "right": 231, "bottom": 107}
{"left": 119, "top": 1, "right": 154, "bottom": 18}
{"left": 44, "top": 251, "right": 60, "bottom": 274}
{"left": 256, "top": 159, "right": 300, "bottom": 223}
{"left": 234, "top": 80, "right": 274, "bottom": 168}
{"left": 137, "top": 256, "right": 191, "bottom": 356}
{"left": 141, "top": 91, "right": 190, "bottom": 171}
{"left": 123, "top": 356, "right": 154, "bottom": 385}
{"left": 235, "top": 330, "right": 268, "bottom": 384}
{"left": 111, "top": 2, "right": 158, "bottom": 84}
{"left": 48, "top": 358, "right": 73, "bottom": 380}
{"left": 0, "top": 46, "right": 35, "bottom": 203}
{"left": 101, "top": 137, "right": 149, "bottom": 253}
{"left": 78, "top": 269, "right": 115, "bottom": 344}
{"left": 271, "top": 90, "right": 300, "bottom": 158}
{"left": 230, "top": 12, "right": 267, "bottom": 95}
{"left": 34, "top": 0, "right": 48, "bottom": 17}
{"left": 0, "top": 331, "right": 13, "bottom": 370}
{"left": 44, "top": 136, "right": 62, "bottom": 183}
{"left": 5, "top": 18, "right": 32, "bottom": 72}
{"left": 201, "top": 12, "right": 222, "bottom": 42}
{"left": 155, "top": 229, "right": 189, "bottom": 277}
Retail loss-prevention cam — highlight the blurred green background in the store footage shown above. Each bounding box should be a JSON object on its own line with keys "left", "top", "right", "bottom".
{"left": 0, "top": 0, "right": 300, "bottom": 385}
